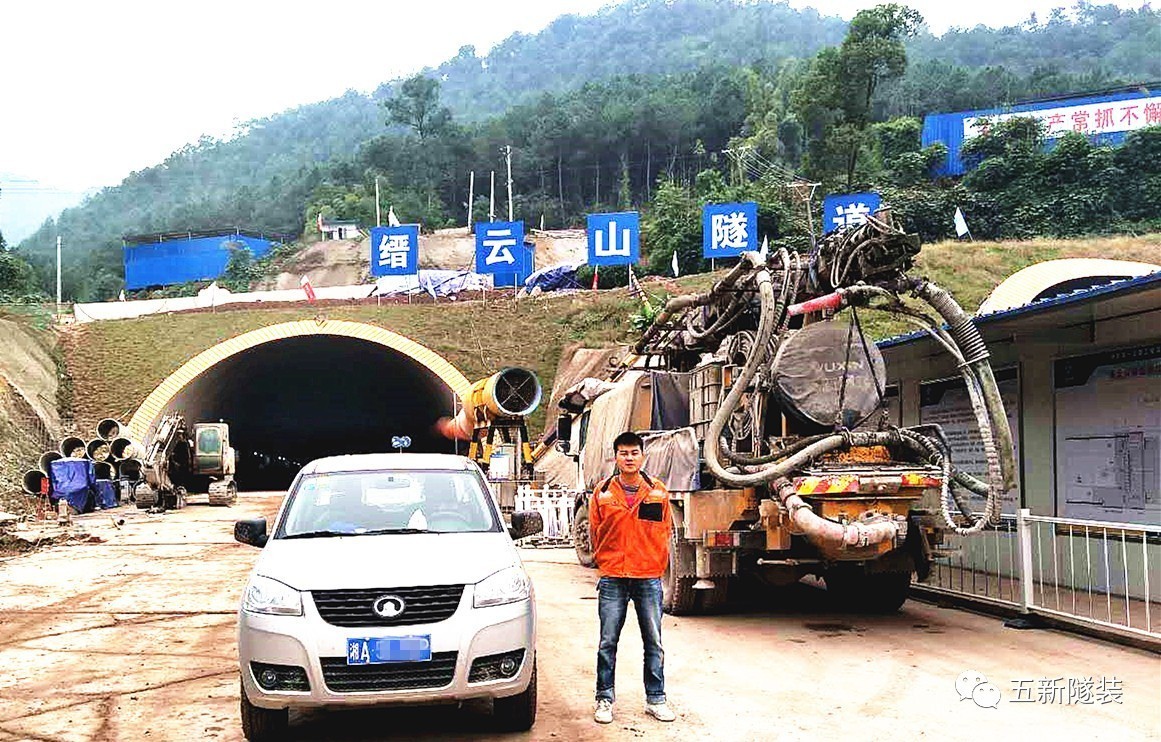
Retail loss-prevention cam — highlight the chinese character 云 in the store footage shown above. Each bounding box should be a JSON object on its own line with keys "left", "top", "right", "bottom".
{"left": 482, "top": 228, "right": 517, "bottom": 265}
{"left": 1068, "top": 676, "right": 1095, "bottom": 705}
{"left": 1010, "top": 678, "right": 1036, "bottom": 703}
{"left": 710, "top": 211, "right": 749, "bottom": 251}
{"left": 377, "top": 234, "right": 411, "bottom": 269}
{"left": 1094, "top": 677, "right": 1123, "bottom": 704}
{"left": 1036, "top": 677, "right": 1067, "bottom": 704}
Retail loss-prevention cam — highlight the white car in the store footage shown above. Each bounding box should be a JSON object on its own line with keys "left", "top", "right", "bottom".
{"left": 233, "top": 453, "right": 542, "bottom": 740}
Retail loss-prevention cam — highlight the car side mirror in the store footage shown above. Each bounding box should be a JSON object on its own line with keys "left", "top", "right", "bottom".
{"left": 234, "top": 518, "right": 269, "bottom": 547}
{"left": 555, "top": 415, "right": 572, "bottom": 453}
{"left": 508, "top": 510, "right": 543, "bottom": 540}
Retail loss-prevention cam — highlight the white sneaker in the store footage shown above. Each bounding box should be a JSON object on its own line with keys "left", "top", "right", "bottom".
{"left": 594, "top": 699, "right": 614, "bottom": 724}
{"left": 645, "top": 702, "right": 676, "bottom": 722}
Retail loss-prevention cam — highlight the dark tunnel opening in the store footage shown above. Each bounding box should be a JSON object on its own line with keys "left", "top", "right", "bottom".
{"left": 161, "top": 335, "right": 461, "bottom": 490}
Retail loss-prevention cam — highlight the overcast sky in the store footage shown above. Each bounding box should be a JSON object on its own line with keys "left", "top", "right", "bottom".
{"left": 0, "top": 0, "right": 1148, "bottom": 193}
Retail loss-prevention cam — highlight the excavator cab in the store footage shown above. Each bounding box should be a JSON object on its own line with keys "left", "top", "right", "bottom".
{"left": 193, "top": 423, "right": 229, "bottom": 476}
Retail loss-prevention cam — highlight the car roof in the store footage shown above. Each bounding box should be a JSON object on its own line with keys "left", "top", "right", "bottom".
{"left": 298, "top": 453, "right": 477, "bottom": 475}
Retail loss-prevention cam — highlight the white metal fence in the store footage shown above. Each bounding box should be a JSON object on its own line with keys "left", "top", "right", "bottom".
{"left": 514, "top": 485, "right": 578, "bottom": 545}
{"left": 917, "top": 508, "right": 1160, "bottom": 643}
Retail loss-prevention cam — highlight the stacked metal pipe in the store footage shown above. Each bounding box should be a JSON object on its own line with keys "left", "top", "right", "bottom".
{"left": 21, "top": 418, "right": 145, "bottom": 497}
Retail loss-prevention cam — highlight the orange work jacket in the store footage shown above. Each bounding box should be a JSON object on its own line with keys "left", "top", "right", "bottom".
{"left": 588, "top": 472, "right": 672, "bottom": 578}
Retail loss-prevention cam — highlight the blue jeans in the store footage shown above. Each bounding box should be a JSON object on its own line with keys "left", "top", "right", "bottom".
{"left": 596, "top": 576, "right": 666, "bottom": 704}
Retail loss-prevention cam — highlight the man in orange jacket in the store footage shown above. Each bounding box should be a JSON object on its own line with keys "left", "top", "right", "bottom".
{"left": 589, "top": 431, "right": 676, "bottom": 724}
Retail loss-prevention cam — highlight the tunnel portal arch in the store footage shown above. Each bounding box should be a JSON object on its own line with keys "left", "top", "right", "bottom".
{"left": 126, "top": 320, "right": 472, "bottom": 488}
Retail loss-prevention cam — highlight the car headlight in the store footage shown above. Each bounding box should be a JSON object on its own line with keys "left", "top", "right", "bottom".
{"left": 242, "top": 575, "right": 303, "bottom": 616}
{"left": 473, "top": 566, "right": 532, "bottom": 608}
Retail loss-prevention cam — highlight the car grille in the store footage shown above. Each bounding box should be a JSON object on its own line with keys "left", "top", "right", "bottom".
{"left": 311, "top": 585, "right": 465, "bottom": 627}
{"left": 319, "top": 652, "right": 458, "bottom": 693}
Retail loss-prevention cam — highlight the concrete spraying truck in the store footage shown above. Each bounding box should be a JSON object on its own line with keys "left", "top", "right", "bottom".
{"left": 546, "top": 211, "right": 1016, "bottom": 615}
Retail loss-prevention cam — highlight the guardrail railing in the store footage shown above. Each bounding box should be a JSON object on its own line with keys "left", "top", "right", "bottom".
{"left": 917, "top": 509, "right": 1160, "bottom": 643}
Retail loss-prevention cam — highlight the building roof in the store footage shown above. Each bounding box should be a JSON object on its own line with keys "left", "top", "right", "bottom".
{"left": 977, "top": 258, "right": 1161, "bottom": 314}
{"left": 879, "top": 269, "right": 1161, "bottom": 349}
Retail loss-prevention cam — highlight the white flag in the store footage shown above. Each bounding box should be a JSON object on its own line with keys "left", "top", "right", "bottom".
{"left": 388, "top": 206, "right": 401, "bottom": 227}
{"left": 118, "top": 289, "right": 126, "bottom": 302}
{"left": 757, "top": 236, "right": 769, "bottom": 262}
{"left": 954, "top": 207, "right": 970, "bottom": 238}
{"left": 671, "top": 251, "right": 679, "bottom": 278}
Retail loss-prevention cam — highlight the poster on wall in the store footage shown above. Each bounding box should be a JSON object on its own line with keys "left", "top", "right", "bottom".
{"left": 1054, "top": 344, "right": 1161, "bottom": 525}
{"left": 919, "top": 368, "right": 1021, "bottom": 514}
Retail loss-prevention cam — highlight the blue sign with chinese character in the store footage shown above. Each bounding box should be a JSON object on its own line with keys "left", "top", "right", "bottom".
{"left": 822, "top": 193, "right": 881, "bottom": 234}
{"left": 474, "top": 221, "right": 525, "bottom": 275}
{"left": 702, "top": 202, "right": 758, "bottom": 258}
{"left": 370, "top": 225, "right": 419, "bottom": 276}
{"left": 586, "top": 212, "right": 639, "bottom": 266}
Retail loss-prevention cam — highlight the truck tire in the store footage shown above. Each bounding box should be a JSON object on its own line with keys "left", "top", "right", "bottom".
{"left": 239, "top": 678, "right": 288, "bottom": 741}
{"left": 662, "top": 528, "right": 698, "bottom": 616}
{"left": 493, "top": 660, "right": 537, "bottom": 732}
{"left": 697, "top": 582, "right": 730, "bottom": 614}
{"left": 572, "top": 499, "right": 597, "bottom": 568}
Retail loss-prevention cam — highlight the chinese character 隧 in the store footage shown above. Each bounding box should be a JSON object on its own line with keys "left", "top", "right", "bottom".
{"left": 1010, "top": 679, "right": 1036, "bottom": 702}
{"left": 710, "top": 211, "right": 749, "bottom": 251}
{"left": 1036, "top": 677, "right": 1067, "bottom": 704}
{"left": 1068, "top": 676, "right": 1095, "bottom": 704}
{"left": 1094, "top": 677, "right": 1123, "bottom": 704}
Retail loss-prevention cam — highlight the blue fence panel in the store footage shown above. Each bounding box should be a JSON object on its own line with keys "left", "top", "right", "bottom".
{"left": 123, "top": 233, "right": 275, "bottom": 289}
{"left": 923, "top": 87, "right": 1160, "bottom": 177}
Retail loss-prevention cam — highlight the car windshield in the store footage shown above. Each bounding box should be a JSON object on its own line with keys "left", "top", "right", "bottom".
{"left": 278, "top": 469, "right": 500, "bottom": 537}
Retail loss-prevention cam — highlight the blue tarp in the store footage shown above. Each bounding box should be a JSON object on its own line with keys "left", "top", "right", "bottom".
{"left": 123, "top": 233, "right": 276, "bottom": 290}
{"left": 48, "top": 458, "right": 97, "bottom": 513}
{"left": 523, "top": 263, "right": 583, "bottom": 293}
{"left": 96, "top": 480, "right": 118, "bottom": 509}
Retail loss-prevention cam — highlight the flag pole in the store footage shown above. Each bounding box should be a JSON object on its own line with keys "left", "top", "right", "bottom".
{"left": 375, "top": 176, "right": 382, "bottom": 227}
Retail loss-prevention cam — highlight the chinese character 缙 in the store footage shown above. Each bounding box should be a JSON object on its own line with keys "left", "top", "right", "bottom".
{"left": 377, "top": 234, "right": 411, "bottom": 269}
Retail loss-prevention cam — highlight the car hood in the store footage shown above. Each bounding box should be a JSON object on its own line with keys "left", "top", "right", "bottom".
{"left": 254, "top": 532, "right": 519, "bottom": 591}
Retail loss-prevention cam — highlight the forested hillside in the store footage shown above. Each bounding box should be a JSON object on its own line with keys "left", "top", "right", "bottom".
{"left": 14, "top": 0, "right": 1161, "bottom": 301}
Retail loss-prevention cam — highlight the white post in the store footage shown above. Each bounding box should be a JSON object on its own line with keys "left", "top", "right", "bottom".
{"left": 374, "top": 176, "right": 382, "bottom": 227}
{"left": 467, "top": 171, "right": 475, "bottom": 229}
{"left": 504, "top": 145, "right": 514, "bottom": 222}
{"left": 1017, "top": 508, "right": 1035, "bottom": 613}
{"left": 55, "top": 235, "right": 62, "bottom": 308}
{"left": 489, "top": 171, "right": 495, "bottom": 222}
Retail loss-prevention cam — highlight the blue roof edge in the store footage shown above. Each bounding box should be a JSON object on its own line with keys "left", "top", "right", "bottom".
{"left": 877, "top": 270, "right": 1161, "bottom": 349}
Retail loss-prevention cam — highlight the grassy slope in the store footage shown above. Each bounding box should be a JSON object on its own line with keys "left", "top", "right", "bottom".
{"left": 62, "top": 236, "right": 1161, "bottom": 437}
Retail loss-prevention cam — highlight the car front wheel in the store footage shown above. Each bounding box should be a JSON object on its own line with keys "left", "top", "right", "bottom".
{"left": 493, "top": 660, "right": 537, "bottom": 731}
{"left": 240, "top": 678, "right": 288, "bottom": 741}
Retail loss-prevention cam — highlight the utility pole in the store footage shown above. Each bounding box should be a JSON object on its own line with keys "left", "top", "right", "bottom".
{"left": 374, "top": 176, "right": 382, "bottom": 227}
{"left": 787, "top": 180, "right": 821, "bottom": 250}
{"left": 489, "top": 171, "right": 495, "bottom": 222}
{"left": 55, "top": 235, "right": 62, "bottom": 309}
{"left": 502, "top": 145, "right": 514, "bottom": 222}
{"left": 467, "top": 171, "right": 475, "bottom": 229}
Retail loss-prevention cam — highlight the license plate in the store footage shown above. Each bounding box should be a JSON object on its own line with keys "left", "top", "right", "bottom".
{"left": 346, "top": 635, "right": 432, "bottom": 665}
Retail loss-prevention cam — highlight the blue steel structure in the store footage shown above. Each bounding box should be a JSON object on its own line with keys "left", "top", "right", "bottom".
{"left": 922, "top": 86, "right": 1160, "bottom": 177}
{"left": 123, "top": 229, "right": 283, "bottom": 289}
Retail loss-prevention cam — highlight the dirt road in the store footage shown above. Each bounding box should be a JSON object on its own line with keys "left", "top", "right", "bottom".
{"left": 0, "top": 493, "right": 1156, "bottom": 741}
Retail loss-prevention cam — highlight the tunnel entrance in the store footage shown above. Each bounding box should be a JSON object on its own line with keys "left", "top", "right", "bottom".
{"left": 127, "top": 321, "right": 471, "bottom": 491}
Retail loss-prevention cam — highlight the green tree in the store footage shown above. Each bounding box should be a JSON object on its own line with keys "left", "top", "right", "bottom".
{"left": 792, "top": 4, "right": 922, "bottom": 187}
{"left": 384, "top": 75, "right": 452, "bottom": 141}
